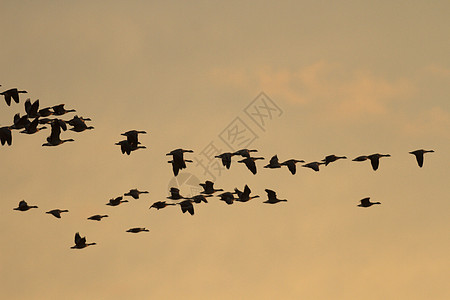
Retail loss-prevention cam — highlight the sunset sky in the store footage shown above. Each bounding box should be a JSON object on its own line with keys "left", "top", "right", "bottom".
{"left": 1, "top": 1, "right": 449, "bottom": 299}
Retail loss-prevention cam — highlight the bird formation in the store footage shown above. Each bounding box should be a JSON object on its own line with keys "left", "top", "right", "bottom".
{"left": 1, "top": 85, "right": 93, "bottom": 147}
{"left": 4, "top": 85, "right": 436, "bottom": 250}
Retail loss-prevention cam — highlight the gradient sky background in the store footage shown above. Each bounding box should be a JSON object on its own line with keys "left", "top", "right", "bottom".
{"left": 1, "top": 1, "right": 449, "bottom": 299}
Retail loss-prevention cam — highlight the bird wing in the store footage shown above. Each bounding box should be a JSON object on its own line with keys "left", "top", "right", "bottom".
{"left": 370, "top": 157, "right": 379, "bottom": 171}
{"left": 265, "top": 189, "right": 276, "bottom": 201}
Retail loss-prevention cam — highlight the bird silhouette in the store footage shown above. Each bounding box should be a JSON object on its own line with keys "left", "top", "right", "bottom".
{"left": 87, "top": 215, "right": 109, "bottom": 221}
{"left": 20, "top": 117, "right": 47, "bottom": 134}
{"left": 264, "top": 189, "right": 287, "bottom": 204}
{"left": 302, "top": 161, "right": 325, "bottom": 172}
{"left": 409, "top": 149, "right": 434, "bottom": 168}
{"left": 217, "top": 192, "right": 236, "bottom": 205}
{"left": 187, "top": 194, "right": 211, "bottom": 203}
{"left": 264, "top": 155, "right": 282, "bottom": 169}
{"left": 367, "top": 153, "right": 391, "bottom": 171}
{"left": 126, "top": 227, "right": 149, "bottom": 233}
{"left": 233, "top": 149, "right": 258, "bottom": 158}
{"left": 357, "top": 197, "right": 380, "bottom": 208}
{"left": 149, "top": 201, "right": 176, "bottom": 210}
{"left": 168, "top": 159, "right": 193, "bottom": 176}
{"left": 68, "top": 116, "right": 94, "bottom": 132}
{"left": 52, "top": 104, "right": 76, "bottom": 116}
{"left": 199, "top": 181, "right": 224, "bottom": 194}
{"left": 238, "top": 156, "right": 264, "bottom": 174}
{"left": 10, "top": 113, "right": 30, "bottom": 130}
{"left": 106, "top": 196, "right": 128, "bottom": 206}
{"left": 71, "top": 232, "right": 96, "bottom": 249}
{"left": 24, "top": 99, "right": 40, "bottom": 118}
{"left": 178, "top": 199, "right": 195, "bottom": 215}
{"left": 46, "top": 209, "right": 69, "bottom": 219}
{"left": 0, "top": 126, "right": 12, "bottom": 146}
{"left": 121, "top": 130, "right": 146, "bottom": 147}
{"left": 234, "top": 185, "right": 259, "bottom": 202}
{"left": 124, "top": 189, "right": 149, "bottom": 199}
{"left": 280, "top": 159, "right": 305, "bottom": 175}
{"left": 167, "top": 187, "right": 185, "bottom": 200}
{"left": 42, "top": 119, "right": 74, "bottom": 146}
{"left": 215, "top": 152, "right": 234, "bottom": 169}
{"left": 116, "top": 140, "right": 146, "bottom": 155}
{"left": 13, "top": 200, "right": 38, "bottom": 211}
{"left": 322, "top": 154, "right": 347, "bottom": 166}
{"left": 1, "top": 88, "right": 27, "bottom": 106}
{"left": 166, "top": 148, "right": 194, "bottom": 175}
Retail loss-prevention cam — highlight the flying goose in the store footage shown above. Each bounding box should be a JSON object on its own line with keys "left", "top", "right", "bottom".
{"left": 263, "top": 189, "right": 287, "bottom": 204}
{"left": 167, "top": 187, "right": 185, "bottom": 200}
{"left": 409, "top": 149, "right": 434, "bottom": 168}
{"left": 234, "top": 185, "right": 259, "bottom": 202}
{"left": 52, "top": 104, "right": 76, "bottom": 116}
{"left": 357, "top": 197, "right": 380, "bottom": 208}
{"left": 124, "top": 189, "right": 149, "bottom": 199}
{"left": 46, "top": 209, "right": 69, "bottom": 219}
{"left": 178, "top": 199, "right": 195, "bottom": 215}
{"left": 121, "top": 130, "right": 146, "bottom": 147}
{"left": 238, "top": 156, "right": 264, "bottom": 174}
{"left": 87, "top": 215, "right": 109, "bottom": 221}
{"left": 322, "top": 154, "right": 347, "bottom": 166}
{"left": 13, "top": 200, "right": 38, "bottom": 211}
{"left": 71, "top": 232, "right": 96, "bottom": 249}
{"left": 0, "top": 126, "right": 12, "bottom": 146}
{"left": 302, "top": 161, "right": 325, "bottom": 172}
{"left": 149, "top": 201, "right": 176, "bottom": 210}
{"left": 116, "top": 140, "right": 146, "bottom": 155}
{"left": 280, "top": 159, "right": 305, "bottom": 175}
{"left": 24, "top": 99, "right": 40, "bottom": 118}
{"left": 199, "top": 181, "right": 224, "bottom": 195}
{"left": 106, "top": 196, "right": 128, "bottom": 206}
{"left": 20, "top": 117, "right": 47, "bottom": 134}
{"left": 126, "top": 227, "right": 149, "bottom": 233}
{"left": 217, "top": 192, "right": 236, "bottom": 205}
{"left": 367, "top": 153, "right": 391, "bottom": 171}
{"left": 215, "top": 152, "right": 234, "bottom": 169}
{"left": 1, "top": 88, "right": 27, "bottom": 106}
{"left": 264, "top": 155, "right": 282, "bottom": 169}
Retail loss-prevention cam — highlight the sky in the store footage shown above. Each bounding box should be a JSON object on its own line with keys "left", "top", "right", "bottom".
{"left": 1, "top": 1, "right": 449, "bottom": 299}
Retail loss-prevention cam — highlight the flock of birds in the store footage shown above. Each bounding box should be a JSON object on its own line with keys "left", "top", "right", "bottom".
{"left": 2, "top": 85, "right": 435, "bottom": 249}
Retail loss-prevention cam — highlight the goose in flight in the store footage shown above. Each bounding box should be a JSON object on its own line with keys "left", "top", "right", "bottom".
{"left": 126, "top": 227, "right": 149, "bottom": 233}
{"left": 322, "top": 154, "right": 347, "bottom": 166}
{"left": 149, "top": 201, "right": 176, "bottom": 210}
{"left": 178, "top": 199, "right": 194, "bottom": 215}
{"left": 1, "top": 88, "right": 27, "bottom": 106}
{"left": 234, "top": 185, "right": 259, "bottom": 202}
{"left": 409, "top": 149, "right": 434, "bottom": 168}
{"left": 0, "top": 126, "right": 12, "bottom": 146}
{"left": 124, "top": 189, "right": 149, "bottom": 199}
{"left": 264, "top": 189, "right": 287, "bottom": 204}
{"left": 238, "top": 156, "right": 264, "bottom": 174}
{"left": 24, "top": 99, "right": 40, "bottom": 118}
{"left": 357, "top": 197, "right": 380, "bottom": 208}
{"left": 116, "top": 140, "right": 146, "bottom": 155}
{"left": 46, "top": 209, "right": 69, "bottom": 219}
{"left": 233, "top": 149, "right": 258, "bottom": 158}
{"left": 167, "top": 187, "right": 185, "bottom": 200}
{"left": 168, "top": 158, "right": 193, "bottom": 176}
{"left": 121, "top": 130, "right": 146, "bottom": 147}
{"left": 264, "top": 155, "right": 282, "bottom": 169}
{"left": 71, "top": 232, "right": 96, "bottom": 249}
{"left": 42, "top": 119, "right": 73, "bottom": 146}
{"left": 38, "top": 107, "right": 53, "bottom": 117}
{"left": 280, "top": 159, "right": 305, "bottom": 175}
{"left": 217, "top": 192, "right": 236, "bottom": 205}
{"left": 20, "top": 117, "right": 47, "bottom": 134}
{"left": 10, "top": 113, "right": 30, "bottom": 130}
{"left": 52, "top": 104, "right": 76, "bottom": 116}
{"left": 87, "top": 214, "right": 109, "bottom": 221}
{"left": 68, "top": 116, "right": 94, "bottom": 132}
{"left": 187, "top": 194, "right": 211, "bottom": 204}
{"left": 215, "top": 152, "right": 234, "bottom": 169}
{"left": 13, "top": 200, "right": 38, "bottom": 211}
{"left": 199, "top": 181, "right": 224, "bottom": 195}
{"left": 302, "top": 161, "right": 325, "bottom": 172}
{"left": 367, "top": 153, "right": 391, "bottom": 171}
{"left": 106, "top": 196, "right": 128, "bottom": 206}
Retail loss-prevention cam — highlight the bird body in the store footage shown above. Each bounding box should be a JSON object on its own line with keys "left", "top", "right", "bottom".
{"left": 52, "top": 104, "right": 75, "bottom": 115}
{"left": 124, "top": 189, "right": 149, "bottom": 199}
{"left": 264, "top": 189, "right": 287, "bottom": 204}
{"left": 409, "top": 149, "right": 434, "bottom": 168}
{"left": 234, "top": 185, "right": 259, "bottom": 202}
{"left": 322, "top": 154, "right": 347, "bottom": 166}
{"left": 149, "top": 201, "right": 176, "bottom": 210}
{"left": 13, "top": 200, "right": 38, "bottom": 211}
{"left": 238, "top": 157, "right": 264, "bottom": 174}
{"left": 357, "top": 197, "right": 381, "bottom": 208}
{"left": 106, "top": 197, "right": 128, "bottom": 206}
{"left": 46, "top": 209, "right": 69, "bottom": 218}
{"left": 280, "top": 159, "right": 305, "bottom": 174}
{"left": 264, "top": 155, "right": 281, "bottom": 168}
{"left": 127, "top": 227, "right": 149, "bottom": 233}
{"left": 178, "top": 199, "right": 194, "bottom": 215}
{"left": 218, "top": 192, "right": 236, "bottom": 205}
{"left": 302, "top": 161, "right": 325, "bottom": 172}
{"left": 0, "top": 126, "right": 12, "bottom": 146}
{"left": 87, "top": 215, "right": 109, "bottom": 221}
{"left": 1, "top": 88, "right": 27, "bottom": 106}
{"left": 367, "top": 153, "right": 391, "bottom": 171}
{"left": 71, "top": 232, "right": 96, "bottom": 249}
{"left": 116, "top": 140, "right": 146, "bottom": 155}
{"left": 199, "top": 181, "right": 223, "bottom": 194}
{"left": 215, "top": 152, "right": 234, "bottom": 169}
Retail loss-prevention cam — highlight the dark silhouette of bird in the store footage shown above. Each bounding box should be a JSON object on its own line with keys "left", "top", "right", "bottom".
{"left": 322, "top": 154, "right": 347, "bottom": 166}
{"left": 42, "top": 119, "right": 73, "bottom": 146}
{"left": 238, "top": 156, "right": 264, "bottom": 174}
{"left": 199, "top": 181, "right": 223, "bottom": 195}
{"left": 121, "top": 130, "right": 146, "bottom": 147}
{"left": 178, "top": 199, "right": 194, "bottom": 215}
{"left": 52, "top": 104, "right": 76, "bottom": 116}
{"left": 233, "top": 149, "right": 258, "bottom": 158}
{"left": 357, "top": 197, "right": 380, "bottom": 208}
{"left": 106, "top": 196, "right": 128, "bottom": 206}
{"left": 167, "top": 187, "right": 185, "bottom": 200}
{"left": 187, "top": 194, "right": 211, "bottom": 203}
{"left": 302, "top": 161, "right": 325, "bottom": 172}
{"left": 215, "top": 152, "right": 234, "bottom": 169}
{"left": 367, "top": 153, "right": 391, "bottom": 171}
{"left": 46, "top": 209, "right": 69, "bottom": 219}
{"left": 24, "top": 99, "right": 40, "bottom": 118}
{"left": 280, "top": 159, "right": 305, "bottom": 175}
{"left": 149, "top": 201, "right": 176, "bottom": 210}
{"left": 151, "top": 200, "right": 177, "bottom": 210}
{"left": 68, "top": 116, "right": 94, "bottom": 132}
{"left": 20, "top": 117, "right": 47, "bottom": 134}
{"left": 38, "top": 107, "right": 53, "bottom": 117}
{"left": 166, "top": 148, "right": 194, "bottom": 175}
{"left": 0, "top": 126, "right": 12, "bottom": 146}
{"left": 116, "top": 140, "right": 146, "bottom": 155}
{"left": 217, "top": 192, "right": 236, "bottom": 205}
{"left": 13, "top": 200, "right": 38, "bottom": 211}
{"left": 1, "top": 88, "right": 27, "bottom": 106}
{"left": 126, "top": 227, "right": 149, "bottom": 233}
{"left": 10, "top": 113, "right": 30, "bottom": 130}
{"left": 409, "top": 149, "right": 434, "bottom": 168}
{"left": 234, "top": 185, "right": 259, "bottom": 202}
{"left": 264, "top": 189, "right": 287, "bottom": 204}
{"left": 87, "top": 214, "right": 109, "bottom": 221}
{"left": 124, "top": 189, "right": 149, "bottom": 199}
{"left": 66, "top": 115, "right": 91, "bottom": 126}
{"left": 264, "top": 155, "right": 282, "bottom": 169}
{"left": 71, "top": 232, "right": 96, "bottom": 249}
{"left": 168, "top": 159, "right": 193, "bottom": 176}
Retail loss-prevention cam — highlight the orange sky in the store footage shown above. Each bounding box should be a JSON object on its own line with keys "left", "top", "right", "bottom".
{"left": 1, "top": 1, "right": 449, "bottom": 299}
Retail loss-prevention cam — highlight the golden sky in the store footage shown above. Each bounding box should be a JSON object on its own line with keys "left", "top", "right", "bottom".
{"left": 1, "top": 1, "right": 449, "bottom": 299}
